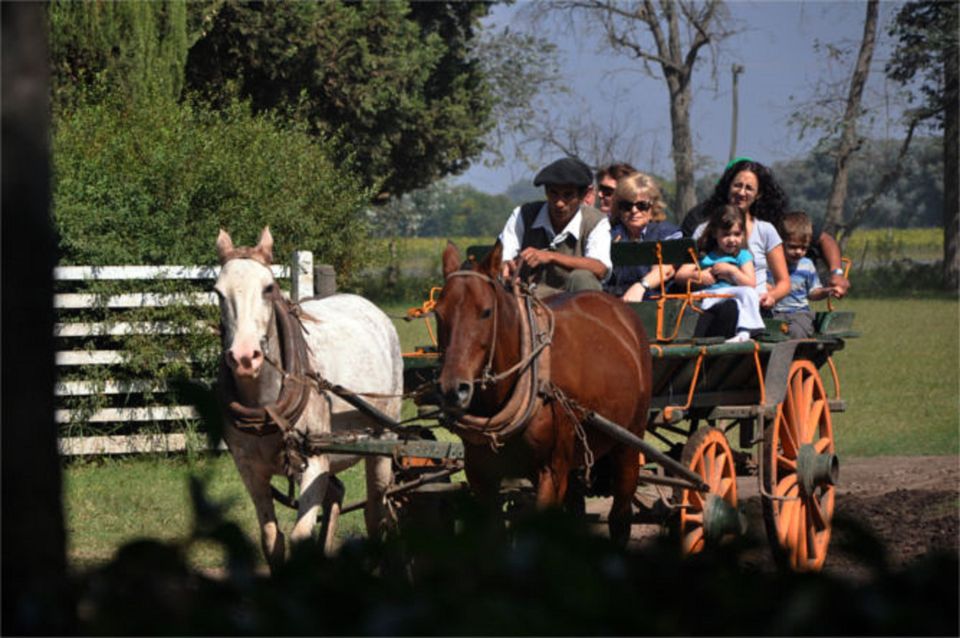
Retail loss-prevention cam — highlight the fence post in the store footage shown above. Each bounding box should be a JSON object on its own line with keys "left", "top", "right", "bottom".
{"left": 314, "top": 264, "right": 337, "bottom": 298}
{"left": 291, "top": 251, "right": 314, "bottom": 302}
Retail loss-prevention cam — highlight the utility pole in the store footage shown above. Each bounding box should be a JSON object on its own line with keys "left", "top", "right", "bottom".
{"left": 729, "top": 64, "right": 745, "bottom": 162}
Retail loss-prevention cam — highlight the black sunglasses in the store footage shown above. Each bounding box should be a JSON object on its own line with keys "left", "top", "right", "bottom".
{"left": 617, "top": 199, "right": 652, "bottom": 213}
{"left": 598, "top": 185, "right": 616, "bottom": 197}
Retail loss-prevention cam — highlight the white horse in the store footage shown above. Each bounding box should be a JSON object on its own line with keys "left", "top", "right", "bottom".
{"left": 214, "top": 226, "right": 402, "bottom": 572}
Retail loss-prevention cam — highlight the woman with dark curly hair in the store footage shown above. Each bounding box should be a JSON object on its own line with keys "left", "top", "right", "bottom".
{"left": 676, "top": 159, "right": 791, "bottom": 311}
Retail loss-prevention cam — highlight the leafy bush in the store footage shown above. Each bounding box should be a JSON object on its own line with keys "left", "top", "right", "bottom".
{"left": 53, "top": 94, "right": 373, "bottom": 272}
{"left": 52, "top": 94, "right": 375, "bottom": 438}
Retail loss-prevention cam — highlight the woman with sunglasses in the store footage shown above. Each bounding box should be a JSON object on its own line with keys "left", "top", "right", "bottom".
{"left": 604, "top": 172, "right": 682, "bottom": 301}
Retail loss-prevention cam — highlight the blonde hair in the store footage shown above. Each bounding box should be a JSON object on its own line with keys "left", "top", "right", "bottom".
{"left": 612, "top": 172, "right": 667, "bottom": 224}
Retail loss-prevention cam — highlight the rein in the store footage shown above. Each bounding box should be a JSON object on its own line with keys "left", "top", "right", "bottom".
{"left": 441, "top": 271, "right": 555, "bottom": 448}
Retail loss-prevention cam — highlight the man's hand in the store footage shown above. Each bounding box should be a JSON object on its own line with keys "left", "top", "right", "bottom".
{"left": 759, "top": 291, "right": 777, "bottom": 309}
{"left": 502, "top": 258, "right": 519, "bottom": 280}
{"left": 828, "top": 272, "right": 850, "bottom": 298}
{"left": 518, "top": 247, "right": 554, "bottom": 269}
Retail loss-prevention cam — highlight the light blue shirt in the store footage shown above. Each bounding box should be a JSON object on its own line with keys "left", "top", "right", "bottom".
{"left": 771, "top": 257, "right": 821, "bottom": 312}
{"left": 700, "top": 249, "right": 753, "bottom": 291}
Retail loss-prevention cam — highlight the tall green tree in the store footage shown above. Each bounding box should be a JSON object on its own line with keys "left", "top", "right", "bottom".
{"left": 887, "top": 0, "right": 959, "bottom": 289}
{"left": 48, "top": 0, "right": 187, "bottom": 110}
{"left": 184, "top": 1, "right": 495, "bottom": 201}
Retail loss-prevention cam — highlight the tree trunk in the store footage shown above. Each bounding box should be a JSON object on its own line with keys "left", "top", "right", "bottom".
{"left": 943, "top": 32, "right": 959, "bottom": 290}
{"left": 824, "top": 0, "right": 878, "bottom": 238}
{"left": 1, "top": 2, "right": 73, "bottom": 633}
{"left": 668, "top": 77, "right": 697, "bottom": 219}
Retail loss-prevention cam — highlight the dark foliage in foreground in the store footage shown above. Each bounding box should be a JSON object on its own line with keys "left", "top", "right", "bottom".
{"left": 72, "top": 480, "right": 958, "bottom": 636}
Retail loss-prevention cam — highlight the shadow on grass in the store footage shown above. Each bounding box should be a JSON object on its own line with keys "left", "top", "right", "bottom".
{"left": 71, "top": 474, "right": 959, "bottom": 636}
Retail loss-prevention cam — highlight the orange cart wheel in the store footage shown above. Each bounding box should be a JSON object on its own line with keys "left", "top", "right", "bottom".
{"left": 762, "top": 360, "right": 838, "bottom": 572}
{"left": 678, "top": 427, "right": 740, "bottom": 555}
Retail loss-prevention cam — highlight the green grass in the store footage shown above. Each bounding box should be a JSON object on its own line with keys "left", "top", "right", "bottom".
{"left": 63, "top": 293, "right": 958, "bottom": 572}
{"left": 64, "top": 454, "right": 369, "bottom": 572}
{"left": 828, "top": 297, "right": 959, "bottom": 456}
{"left": 64, "top": 300, "right": 447, "bottom": 573}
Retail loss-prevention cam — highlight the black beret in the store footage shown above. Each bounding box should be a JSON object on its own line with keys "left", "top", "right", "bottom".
{"left": 533, "top": 157, "right": 593, "bottom": 188}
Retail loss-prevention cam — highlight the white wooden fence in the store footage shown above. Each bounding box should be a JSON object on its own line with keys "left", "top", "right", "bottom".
{"left": 55, "top": 251, "right": 327, "bottom": 456}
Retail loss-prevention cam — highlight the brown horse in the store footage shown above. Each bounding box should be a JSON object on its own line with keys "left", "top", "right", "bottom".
{"left": 436, "top": 241, "right": 653, "bottom": 544}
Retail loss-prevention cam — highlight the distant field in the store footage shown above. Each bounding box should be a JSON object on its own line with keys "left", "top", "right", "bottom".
{"left": 364, "top": 236, "right": 496, "bottom": 278}
{"left": 844, "top": 227, "right": 942, "bottom": 267}
{"left": 360, "top": 229, "right": 943, "bottom": 280}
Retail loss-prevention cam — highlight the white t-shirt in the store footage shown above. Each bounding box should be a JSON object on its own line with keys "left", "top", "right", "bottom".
{"left": 498, "top": 203, "right": 612, "bottom": 272}
{"left": 694, "top": 218, "right": 782, "bottom": 294}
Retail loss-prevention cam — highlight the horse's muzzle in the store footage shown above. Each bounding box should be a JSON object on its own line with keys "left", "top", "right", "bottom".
{"left": 227, "top": 348, "right": 263, "bottom": 379}
{"left": 440, "top": 379, "right": 473, "bottom": 412}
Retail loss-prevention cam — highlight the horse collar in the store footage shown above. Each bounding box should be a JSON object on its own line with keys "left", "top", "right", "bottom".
{"left": 220, "top": 294, "right": 314, "bottom": 437}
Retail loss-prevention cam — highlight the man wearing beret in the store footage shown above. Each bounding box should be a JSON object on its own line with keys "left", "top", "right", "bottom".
{"left": 498, "top": 157, "right": 611, "bottom": 298}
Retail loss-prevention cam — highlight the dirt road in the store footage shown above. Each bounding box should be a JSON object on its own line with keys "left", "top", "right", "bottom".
{"left": 592, "top": 455, "right": 959, "bottom": 573}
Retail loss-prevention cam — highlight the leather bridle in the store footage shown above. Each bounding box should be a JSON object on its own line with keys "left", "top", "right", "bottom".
{"left": 438, "top": 271, "right": 554, "bottom": 448}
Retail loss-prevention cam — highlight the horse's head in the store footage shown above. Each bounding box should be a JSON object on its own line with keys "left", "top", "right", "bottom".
{"left": 214, "top": 226, "right": 278, "bottom": 380}
{"left": 434, "top": 240, "right": 511, "bottom": 412}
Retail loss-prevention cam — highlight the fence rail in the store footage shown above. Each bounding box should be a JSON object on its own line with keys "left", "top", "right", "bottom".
{"left": 55, "top": 251, "right": 328, "bottom": 456}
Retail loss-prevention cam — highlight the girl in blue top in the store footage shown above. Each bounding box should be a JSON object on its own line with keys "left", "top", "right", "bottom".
{"left": 676, "top": 206, "right": 765, "bottom": 342}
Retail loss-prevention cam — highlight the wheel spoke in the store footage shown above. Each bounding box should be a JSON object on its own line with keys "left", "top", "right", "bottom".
{"left": 709, "top": 451, "right": 726, "bottom": 487}
{"left": 776, "top": 453, "right": 797, "bottom": 472}
{"left": 797, "top": 502, "right": 809, "bottom": 566}
{"left": 822, "top": 487, "right": 836, "bottom": 518}
{"left": 688, "top": 489, "right": 704, "bottom": 510}
{"left": 693, "top": 454, "right": 705, "bottom": 476}
{"left": 779, "top": 416, "right": 799, "bottom": 459}
{"left": 806, "top": 398, "right": 825, "bottom": 443}
{"left": 701, "top": 449, "right": 713, "bottom": 487}
{"left": 801, "top": 374, "right": 815, "bottom": 428}
{"left": 776, "top": 473, "right": 798, "bottom": 497}
{"left": 806, "top": 502, "right": 822, "bottom": 565}
{"left": 808, "top": 493, "right": 827, "bottom": 531}
{"left": 786, "top": 501, "right": 801, "bottom": 550}
{"left": 813, "top": 435, "right": 832, "bottom": 454}
{"left": 684, "top": 527, "right": 704, "bottom": 554}
{"left": 789, "top": 374, "right": 803, "bottom": 430}
{"left": 777, "top": 500, "right": 794, "bottom": 544}
{"left": 718, "top": 477, "right": 734, "bottom": 499}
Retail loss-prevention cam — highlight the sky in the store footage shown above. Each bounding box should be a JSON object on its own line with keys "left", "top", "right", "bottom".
{"left": 454, "top": 0, "right": 906, "bottom": 195}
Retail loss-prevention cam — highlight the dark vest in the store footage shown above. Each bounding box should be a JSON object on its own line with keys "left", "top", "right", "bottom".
{"left": 518, "top": 201, "right": 605, "bottom": 290}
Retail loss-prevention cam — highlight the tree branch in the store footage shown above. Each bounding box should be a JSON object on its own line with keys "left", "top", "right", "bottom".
{"left": 842, "top": 116, "right": 919, "bottom": 242}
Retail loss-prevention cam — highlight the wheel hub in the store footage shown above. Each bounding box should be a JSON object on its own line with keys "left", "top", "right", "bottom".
{"left": 703, "top": 493, "right": 747, "bottom": 544}
{"left": 797, "top": 444, "right": 839, "bottom": 497}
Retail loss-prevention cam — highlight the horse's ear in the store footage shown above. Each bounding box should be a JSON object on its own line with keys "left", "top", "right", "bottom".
{"left": 479, "top": 241, "right": 503, "bottom": 278}
{"left": 216, "top": 229, "right": 234, "bottom": 264}
{"left": 256, "top": 226, "right": 274, "bottom": 265}
{"left": 442, "top": 241, "right": 462, "bottom": 278}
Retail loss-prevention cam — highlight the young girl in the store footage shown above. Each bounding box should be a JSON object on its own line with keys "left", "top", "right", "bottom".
{"left": 676, "top": 205, "right": 765, "bottom": 342}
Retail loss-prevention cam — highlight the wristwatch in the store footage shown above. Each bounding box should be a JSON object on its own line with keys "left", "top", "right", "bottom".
{"left": 639, "top": 280, "right": 650, "bottom": 290}
{"left": 831, "top": 268, "right": 844, "bottom": 276}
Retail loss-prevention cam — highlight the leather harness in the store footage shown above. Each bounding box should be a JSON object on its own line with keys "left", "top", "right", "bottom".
{"left": 441, "top": 271, "right": 555, "bottom": 448}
